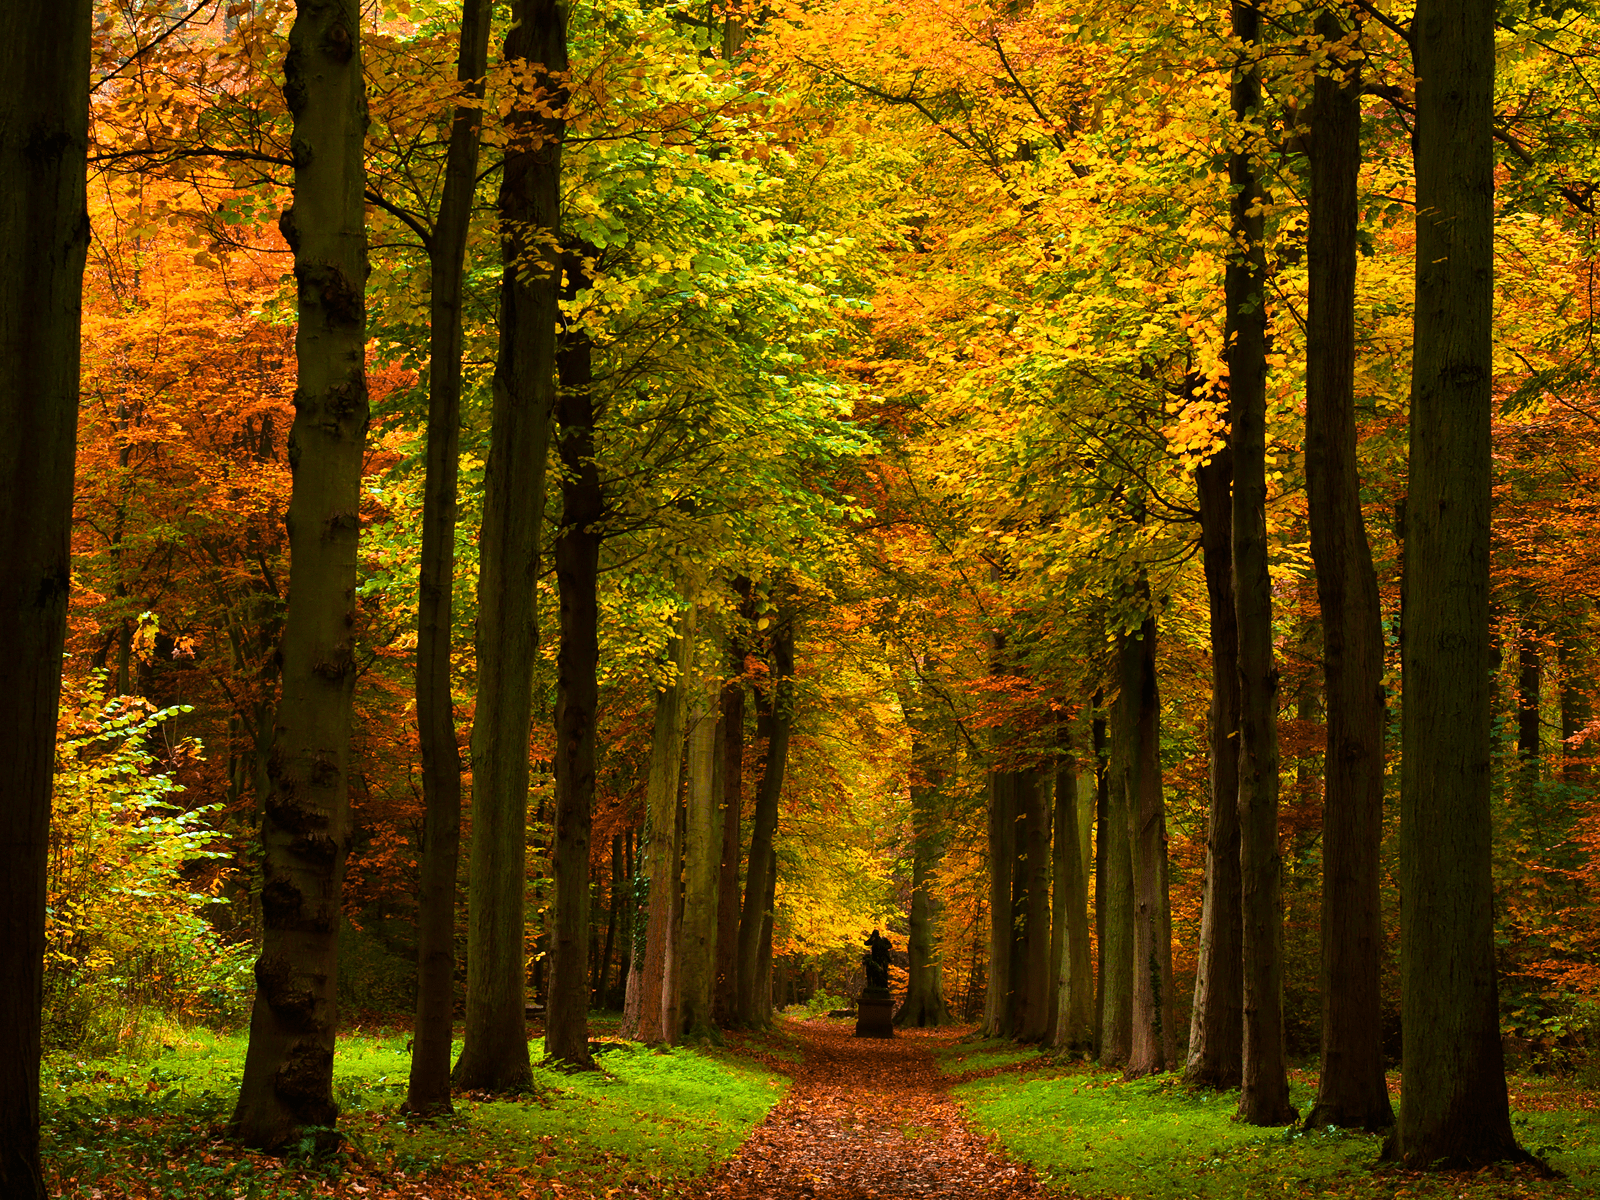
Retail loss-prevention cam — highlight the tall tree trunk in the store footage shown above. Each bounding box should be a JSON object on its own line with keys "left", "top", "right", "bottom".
{"left": 233, "top": 0, "right": 369, "bottom": 1149}
{"left": 1020, "top": 771, "right": 1053, "bottom": 1043}
{"left": 1124, "top": 616, "right": 1176, "bottom": 1077}
{"left": 405, "top": 0, "right": 492, "bottom": 1119}
{"left": 680, "top": 619, "right": 722, "bottom": 1039}
{"left": 547, "top": 247, "right": 599, "bottom": 1069}
{"left": 713, "top": 672, "right": 746, "bottom": 1025}
{"left": 897, "top": 703, "right": 951, "bottom": 1028}
{"left": 630, "top": 613, "right": 691, "bottom": 1043}
{"left": 983, "top": 768, "right": 1016, "bottom": 1038}
{"left": 453, "top": 0, "right": 565, "bottom": 1092}
{"left": 596, "top": 833, "right": 622, "bottom": 1006}
{"left": 1091, "top": 697, "right": 1109, "bottom": 1056}
{"left": 1185, "top": 438, "right": 1243, "bottom": 1090}
{"left": 1303, "top": 8, "right": 1393, "bottom": 1132}
{"left": 1559, "top": 633, "right": 1592, "bottom": 782}
{"left": 737, "top": 613, "right": 794, "bottom": 1026}
{"left": 1051, "top": 719, "right": 1094, "bottom": 1050}
{"left": 0, "top": 4, "right": 89, "bottom": 1191}
{"left": 1098, "top": 700, "right": 1134, "bottom": 1068}
{"left": 1386, "top": 0, "right": 1526, "bottom": 1167}
{"left": 1229, "top": 0, "right": 1295, "bottom": 1127}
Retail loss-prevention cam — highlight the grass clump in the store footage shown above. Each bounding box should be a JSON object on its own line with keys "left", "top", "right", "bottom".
{"left": 43, "top": 1022, "right": 788, "bottom": 1199}
{"left": 954, "top": 1060, "right": 1600, "bottom": 1199}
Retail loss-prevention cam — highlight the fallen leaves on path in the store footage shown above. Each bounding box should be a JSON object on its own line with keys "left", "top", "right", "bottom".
{"left": 698, "top": 1020, "right": 1046, "bottom": 1200}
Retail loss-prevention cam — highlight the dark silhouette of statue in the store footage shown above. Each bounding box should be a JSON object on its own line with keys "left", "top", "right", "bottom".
{"left": 864, "top": 928, "right": 892, "bottom": 990}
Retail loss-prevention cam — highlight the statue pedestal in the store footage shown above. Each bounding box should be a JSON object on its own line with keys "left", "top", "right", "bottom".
{"left": 854, "top": 987, "right": 894, "bottom": 1038}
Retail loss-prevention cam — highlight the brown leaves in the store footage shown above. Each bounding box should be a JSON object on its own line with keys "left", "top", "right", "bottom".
{"left": 700, "top": 1020, "right": 1045, "bottom": 1200}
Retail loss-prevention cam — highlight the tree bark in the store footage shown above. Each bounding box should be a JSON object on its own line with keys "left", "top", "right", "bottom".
{"left": 405, "top": 0, "right": 492, "bottom": 1119}
{"left": 596, "top": 833, "right": 622, "bottom": 1006}
{"left": 1098, "top": 698, "right": 1134, "bottom": 1068}
{"left": 452, "top": 0, "right": 565, "bottom": 1092}
{"left": 1228, "top": 0, "right": 1296, "bottom": 1128}
{"left": 1517, "top": 625, "right": 1542, "bottom": 777}
{"left": 1019, "top": 771, "right": 1053, "bottom": 1043}
{"left": 713, "top": 671, "right": 746, "bottom": 1025}
{"left": 630, "top": 613, "right": 691, "bottom": 1043}
{"left": 1303, "top": 8, "right": 1393, "bottom": 1132}
{"left": 1050, "top": 719, "right": 1094, "bottom": 1051}
{"left": 232, "top": 0, "right": 369, "bottom": 1149}
{"left": 1091, "top": 698, "right": 1110, "bottom": 1057}
{"left": 0, "top": 4, "right": 89, "bottom": 1191}
{"left": 547, "top": 246, "right": 599, "bottom": 1070}
{"left": 736, "top": 613, "right": 794, "bottom": 1026}
{"left": 1124, "top": 616, "right": 1176, "bottom": 1077}
{"left": 1185, "top": 438, "right": 1243, "bottom": 1090}
{"left": 1559, "top": 634, "right": 1592, "bottom": 782}
{"left": 680, "top": 618, "right": 722, "bottom": 1039}
{"left": 983, "top": 767, "right": 1016, "bottom": 1038}
{"left": 1386, "top": 0, "right": 1527, "bottom": 1167}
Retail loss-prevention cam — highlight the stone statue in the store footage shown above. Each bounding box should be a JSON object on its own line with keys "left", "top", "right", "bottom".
{"left": 856, "top": 929, "right": 895, "bottom": 1037}
{"left": 864, "top": 928, "right": 892, "bottom": 990}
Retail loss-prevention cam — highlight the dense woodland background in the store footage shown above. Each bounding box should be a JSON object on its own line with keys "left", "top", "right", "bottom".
{"left": 5, "top": 0, "right": 1600, "bottom": 1191}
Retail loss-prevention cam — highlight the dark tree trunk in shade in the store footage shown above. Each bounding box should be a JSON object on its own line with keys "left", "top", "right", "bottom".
{"left": 1560, "top": 635, "right": 1592, "bottom": 782}
{"left": 404, "top": 0, "right": 491, "bottom": 1119}
{"left": 627, "top": 619, "right": 689, "bottom": 1044}
{"left": 1517, "top": 627, "right": 1542, "bottom": 776}
{"left": 1228, "top": 0, "right": 1295, "bottom": 1128}
{"left": 982, "top": 768, "right": 1016, "bottom": 1038}
{"left": 679, "top": 620, "right": 722, "bottom": 1039}
{"left": 1185, "top": 435, "right": 1243, "bottom": 1091}
{"left": 1385, "top": 0, "right": 1528, "bottom": 1168}
{"left": 453, "top": 0, "right": 565, "bottom": 1092}
{"left": 714, "top": 671, "right": 746, "bottom": 1025}
{"left": 737, "top": 614, "right": 795, "bottom": 1026}
{"left": 596, "top": 834, "right": 622, "bottom": 1005}
{"left": 0, "top": 4, "right": 90, "bottom": 1191}
{"left": 545, "top": 246, "right": 599, "bottom": 1070}
{"left": 896, "top": 680, "right": 952, "bottom": 1028}
{"left": 1098, "top": 699, "right": 1134, "bottom": 1068}
{"left": 1008, "top": 775, "right": 1029, "bottom": 1035}
{"left": 1303, "top": 8, "right": 1394, "bottom": 1132}
{"left": 1019, "top": 772, "right": 1053, "bottom": 1043}
{"left": 1123, "top": 616, "right": 1176, "bottom": 1078}
{"left": 1051, "top": 719, "right": 1095, "bottom": 1051}
{"left": 1047, "top": 755, "right": 1067, "bottom": 1046}
{"left": 1091, "top": 698, "right": 1109, "bottom": 1057}
{"left": 233, "top": 0, "right": 370, "bottom": 1149}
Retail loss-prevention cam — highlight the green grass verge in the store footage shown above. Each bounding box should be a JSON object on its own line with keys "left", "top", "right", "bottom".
{"left": 953, "top": 1059, "right": 1600, "bottom": 1199}
{"left": 43, "top": 1019, "right": 788, "bottom": 1198}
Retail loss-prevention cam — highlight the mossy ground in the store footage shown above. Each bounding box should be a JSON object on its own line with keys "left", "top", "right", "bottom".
{"left": 42, "top": 1012, "right": 791, "bottom": 1199}
{"left": 940, "top": 1041, "right": 1600, "bottom": 1199}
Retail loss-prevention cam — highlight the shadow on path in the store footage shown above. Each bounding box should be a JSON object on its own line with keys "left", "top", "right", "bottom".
{"left": 700, "top": 1019, "right": 1045, "bottom": 1199}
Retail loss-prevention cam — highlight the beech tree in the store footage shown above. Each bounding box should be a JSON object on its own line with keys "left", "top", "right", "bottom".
{"left": 1386, "top": 0, "right": 1527, "bottom": 1167}
{"left": 0, "top": 4, "right": 91, "bottom": 1194}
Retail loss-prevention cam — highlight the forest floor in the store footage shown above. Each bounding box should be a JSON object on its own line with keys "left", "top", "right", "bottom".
{"left": 700, "top": 1017, "right": 1046, "bottom": 1199}
{"left": 38, "top": 1011, "right": 1600, "bottom": 1199}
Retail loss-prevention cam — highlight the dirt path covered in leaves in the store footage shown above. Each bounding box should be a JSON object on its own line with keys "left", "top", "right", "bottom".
{"left": 700, "top": 1019, "right": 1046, "bottom": 1199}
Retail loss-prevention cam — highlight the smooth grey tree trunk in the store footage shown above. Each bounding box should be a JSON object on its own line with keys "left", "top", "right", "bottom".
{"left": 233, "top": 0, "right": 370, "bottom": 1149}
{"left": 405, "top": 0, "right": 492, "bottom": 1119}
{"left": 0, "top": 5, "right": 90, "bottom": 1191}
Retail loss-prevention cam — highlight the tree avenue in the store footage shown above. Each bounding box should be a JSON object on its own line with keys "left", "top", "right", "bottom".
{"left": 8, "top": 0, "right": 1600, "bottom": 1189}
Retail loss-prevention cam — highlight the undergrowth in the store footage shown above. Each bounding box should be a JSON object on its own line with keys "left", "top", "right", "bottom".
{"left": 42, "top": 1021, "right": 788, "bottom": 1199}
{"left": 946, "top": 1047, "right": 1600, "bottom": 1199}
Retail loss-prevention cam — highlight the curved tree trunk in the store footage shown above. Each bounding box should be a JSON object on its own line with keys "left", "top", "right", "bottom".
{"left": 0, "top": 5, "right": 89, "bottom": 1191}
{"left": 452, "top": 0, "right": 565, "bottom": 1093}
{"left": 1303, "top": 7, "right": 1393, "bottom": 1133}
{"left": 1386, "top": 0, "right": 1527, "bottom": 1168}
{"left": 405, "top": 0, "right": 492, "bottom": 1119}
{"left": 232, "top": 0, "right": 369, "bottom": 1149}
{"left": 1124, "top": 615, "right": 1176, "bottom": 1078}
{"left": 546, "top": 247, "right": 599, "bottom": 1070}
{"left": 1185, "top": 437, "right": 1243, "bottom": 1090}
{"left": 1230, "top": 0, "right": 1295, "bottom": 1127}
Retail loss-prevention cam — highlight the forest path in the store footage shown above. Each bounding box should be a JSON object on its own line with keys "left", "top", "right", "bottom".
{"left": 699, "top": 1018, "right": 1047, "bottom": 1199}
